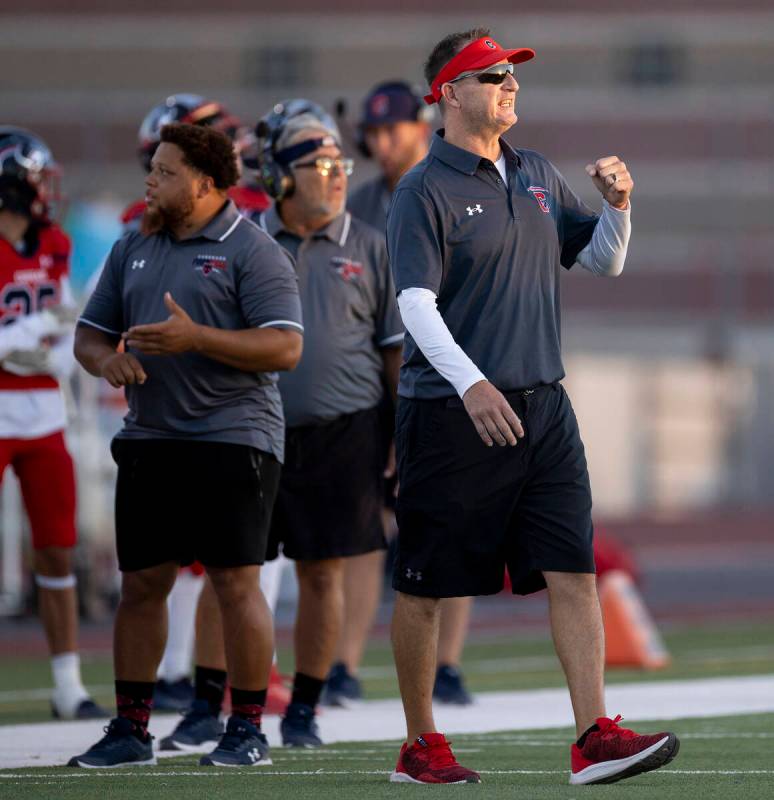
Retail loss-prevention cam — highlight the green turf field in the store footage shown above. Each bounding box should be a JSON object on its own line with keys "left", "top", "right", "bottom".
{"left": 1, "top": 712, "right": 771, "bottom": 799}
{"left": 0, "top": 619, "right": 772, "bottom": 725}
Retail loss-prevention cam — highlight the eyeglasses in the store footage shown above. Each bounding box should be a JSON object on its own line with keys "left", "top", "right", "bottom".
{"left": 292, "top": 157, "right": 354, "bottom": 177}
{"left": 448, "top": 62, "right": 515, "bottom": 86}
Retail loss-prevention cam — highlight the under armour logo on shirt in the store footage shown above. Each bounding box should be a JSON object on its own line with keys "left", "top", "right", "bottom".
{"left": 466, "top": 204, "right": 483, "bottom": 216}
{"left": 131, "top": 259, "right": 146, "bottom": 270}
{"left": 405, "top": 568, "right": 423, "bottom": 581}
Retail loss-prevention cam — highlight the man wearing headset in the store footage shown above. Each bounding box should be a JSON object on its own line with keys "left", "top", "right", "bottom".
{"left": 323, "top": 82, "right": 475, "bottom": 710}
{"left": 254, "top": 105, "right": 404, "bottom": 747}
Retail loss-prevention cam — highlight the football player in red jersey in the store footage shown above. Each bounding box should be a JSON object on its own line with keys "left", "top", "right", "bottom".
{"left": 0, "top": 127, "right": 106, "bottom": 719}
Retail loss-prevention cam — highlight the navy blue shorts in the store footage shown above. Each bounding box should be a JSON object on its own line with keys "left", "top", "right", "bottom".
{"left": 112, "top": 439, "right": 280, "bottom": 572}
{"left": 392, "top": 383, "right": 595, "bottom": 598}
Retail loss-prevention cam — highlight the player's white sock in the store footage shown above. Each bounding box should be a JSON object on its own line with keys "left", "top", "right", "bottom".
{"left": 260, "top": 555, "right": 287, "bottom": 614}
{"left": 157, "top": 570, "right": 204, "bottom": 682}
{"left": 260, "top": 556, "right": 287, "bottom": 670}
{"left": 51, "top": 652, "right": 89, "bottom": 719}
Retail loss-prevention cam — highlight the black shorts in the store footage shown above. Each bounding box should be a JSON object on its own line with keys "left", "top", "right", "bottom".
{"left": 393, "top": 383, "right": 594, "bottom": 598}
{"left": 112, "top": 438, "right": 280, "bottom": 572}
{"left": 267, "top": 407, "right": 386, "bottom": 561}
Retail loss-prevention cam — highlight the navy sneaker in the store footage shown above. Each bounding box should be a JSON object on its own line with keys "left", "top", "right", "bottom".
{"left": 52, "top": 697, "right": 110, "bottom": 720}
{"left": 281, "top": 702, "right": 322, "bottom": 747}
{"left": 159, "top": 699, "right": 223, "bottom": 752}
{"left": 67, "top": 717, "right": 155, "bottom": 768}
{"left": 433, "top": 665, "right": 473, "bottom": 706}
{"left": 153, "top": 677, "right": 194, "bottom": 712}
{"left": 321, "top": 662, "right": 362, "bottom": 707}
{"left": 199, "top": 716, "right": 272, "bottom": 767}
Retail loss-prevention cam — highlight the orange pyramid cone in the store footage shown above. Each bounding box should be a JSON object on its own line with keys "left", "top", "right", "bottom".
{"left": 599, "top": 569, "right": 670, "bottom": 669}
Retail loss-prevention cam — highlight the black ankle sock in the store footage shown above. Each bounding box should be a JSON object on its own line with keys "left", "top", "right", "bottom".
{"left": 291, "top": 672, "right": 324, "bottom": 708}
{"left": 231, "top": 687, "right": 267, "bottom": 728}
{"left": 115, "top": 679, "right": 154, "bottom": 740}
{"left": 194, "top": 666, "right": 227, "bottom": 716}
{"left": 577, "top": 723, "right": 600, "bottom": 748}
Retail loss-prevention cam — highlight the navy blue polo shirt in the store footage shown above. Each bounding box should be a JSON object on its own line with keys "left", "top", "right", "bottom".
{"left": 387, "top": 131, "right": 599, "bottom": 399}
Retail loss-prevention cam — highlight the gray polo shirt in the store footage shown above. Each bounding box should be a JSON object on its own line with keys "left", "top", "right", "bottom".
{"left": 348, "top": 176, "right": 392, "bottom": 234}
{"left": 259, "top": 206, "right": 403, "bottom": 428}
{"left": 387, "top": 131, "right": 599, "bottom": 399}
{"left": 80, "top": 200, "right": 303, "bottom": 462}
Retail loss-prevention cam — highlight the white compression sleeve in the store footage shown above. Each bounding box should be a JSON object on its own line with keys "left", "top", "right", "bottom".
{"left": 576, "top": 199, "right": 631, "bottom": 277}
{"left": 397, "top": 287, "right": 485, "bottom": 398}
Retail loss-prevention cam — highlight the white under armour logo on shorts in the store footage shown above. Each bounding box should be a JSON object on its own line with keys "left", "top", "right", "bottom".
{"left": 405, "top": 568, "right": 423, "bottom": 581}
{"left": 466, "top": 204, "right": 483, "bottom": 216}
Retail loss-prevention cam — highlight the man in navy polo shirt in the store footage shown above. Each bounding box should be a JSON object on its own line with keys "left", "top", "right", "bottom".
{"left": 328, "top": 80, "right": 476, "bottom": 710}
{"left": 386, "top": 29, "right": 680, "bottom": 785}
{"left": 70, "top": 123, "right": 302, "bottom": 769}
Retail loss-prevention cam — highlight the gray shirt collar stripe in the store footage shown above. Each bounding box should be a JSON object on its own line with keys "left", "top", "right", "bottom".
{"left": 338, "top": 212, "right": 351, "bottom": 247}
{"left": 218, "top": 215, "right": 242, "bottom": 241}
{"left": 194, "top": 199, "right": 244, "bottom": 241}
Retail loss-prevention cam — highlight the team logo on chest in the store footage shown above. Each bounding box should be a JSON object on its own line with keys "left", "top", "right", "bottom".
{"left": 331, "top": 256, "right": 363, "bottom": 282}
{"left": 193, "top": 254, "right": 228, "bottom": 276}
{"left": 527, "top": 186, "right": 551, "bottom": 214}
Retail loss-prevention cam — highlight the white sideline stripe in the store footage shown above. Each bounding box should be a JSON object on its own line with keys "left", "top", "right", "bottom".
{"left": 1, "top": 674, "right": 773, "bottom": 770}
{"left": 4, "top": 769, "right": 774, "bottom": 781}
{"left": 2, "top": 642, "right": 769, "bottom": 704}
{"left": 356, "top": 644, "right": 774, "bottom": 678}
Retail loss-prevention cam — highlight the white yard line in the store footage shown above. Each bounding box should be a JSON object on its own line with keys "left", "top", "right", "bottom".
{"left": 0, "top": 673, "right": 772, "bottom": 770}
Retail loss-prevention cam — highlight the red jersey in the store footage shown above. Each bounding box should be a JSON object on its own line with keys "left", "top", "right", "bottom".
{"left": 0, "top": 223, "right": 71, "bottom": 392}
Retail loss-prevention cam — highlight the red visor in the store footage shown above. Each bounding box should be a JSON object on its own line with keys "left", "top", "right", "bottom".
{"left": 424, "top": 37, "right": 535, "bottom": 105}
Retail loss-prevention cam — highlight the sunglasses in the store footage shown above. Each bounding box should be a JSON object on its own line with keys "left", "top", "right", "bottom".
{"left": 292, "top": 157, "right": 354, "bottom": 177}
{"left": 448, "top": 62, "right": 515, "bottom": 86}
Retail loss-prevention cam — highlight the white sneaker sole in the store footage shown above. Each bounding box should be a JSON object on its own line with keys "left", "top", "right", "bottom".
{"left": 160, "top": 738, "right": 220, "bottom": 753}
{"left": 201, "top": 757, "right": 273, "bottom": 767}
{"left": 71, "top": 757, "right": 157, "bottom": 769}
{"left": 389, "top": 771, "right": 469, "bottom": 784}
{"left": 570, "top": 735, "right": 671, "bottom": 785}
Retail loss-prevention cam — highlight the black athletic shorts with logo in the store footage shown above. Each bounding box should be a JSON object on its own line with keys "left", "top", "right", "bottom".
{"left": 112, "top": 438, "right": 280, "bottom": 572}
{"left": 266, "top": 406, "right": 386, "bottom": 561}
{"left": 393, "top": 383, "right": 595, "bottom": 598}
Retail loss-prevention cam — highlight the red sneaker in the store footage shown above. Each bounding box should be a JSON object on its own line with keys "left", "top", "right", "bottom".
{"left": 390, "top": 733, "right": 481, "bottom": 784}
{"left": 570, "top": 715, "right": 679, "bottom": 785}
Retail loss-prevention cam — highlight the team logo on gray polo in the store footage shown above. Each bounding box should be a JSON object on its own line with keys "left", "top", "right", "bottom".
{"left": 331, "top": 256, "right": 363, "bottom": 282}
{"left": 527, "top": 186, "right": 551, "bottom": 214}
{"left": 193, "top": 254, "right": 228, "bottom": 276}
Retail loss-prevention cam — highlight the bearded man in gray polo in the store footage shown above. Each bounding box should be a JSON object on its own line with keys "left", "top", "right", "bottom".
{"left": 70, "top": 123, "right": 302, "bottom": 769}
